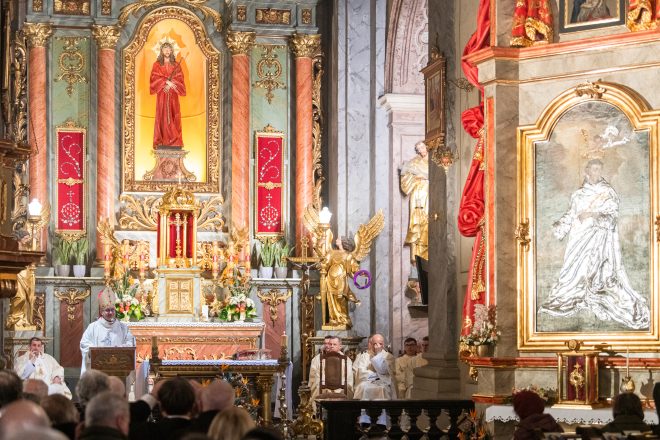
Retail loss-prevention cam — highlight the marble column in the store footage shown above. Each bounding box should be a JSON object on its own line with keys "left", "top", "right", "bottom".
{"left": 24, "top": 23, "right": 52, "bottom": 253}
{"left": 290, "top": 33, "right": 320, "bottom": 254}
{"left": 226, "top": 31, "right": 255, "bottom": 236}
{"left": 92, "top": 25, "right": 120, "bottom": 262}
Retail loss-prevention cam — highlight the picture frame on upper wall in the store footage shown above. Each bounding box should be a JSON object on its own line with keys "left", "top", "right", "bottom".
{"left": 517, "top": 81, "right": 660, "bottom": 352}
{"left": 420, "top": 48, "right": 446, "bottom": 152}
{"left": 559, "top": 0, "right": 626, "bottom": 33}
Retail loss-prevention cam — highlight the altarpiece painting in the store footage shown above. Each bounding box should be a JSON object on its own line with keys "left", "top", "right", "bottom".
{"left": 122, "top": 6, "right": 221, "bottom": 193}
{"left": 518, "top": 81, "right": 660, "bottom": 351}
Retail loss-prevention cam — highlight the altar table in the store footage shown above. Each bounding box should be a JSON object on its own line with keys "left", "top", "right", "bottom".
{"left": 485, "top": 404, "right": 659, "bottom": 425}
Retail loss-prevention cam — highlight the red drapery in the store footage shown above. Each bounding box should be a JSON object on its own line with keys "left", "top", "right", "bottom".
{"left": 255, "top": 133, "right": 284, "bottom": 235}
{"left": 510, "top": 0, "right": 553, "bottom": 47}
{"left": 56, "top": 130, "right": 85, "bottom": 233}
{"left": 458, "top": 0, "right": 490, "bottom": 338}
{"left": 150, "top": 59, "right": 186, "bottom": 148}
{"left": 628, "top": 0, "right": 660, "bottom": 30}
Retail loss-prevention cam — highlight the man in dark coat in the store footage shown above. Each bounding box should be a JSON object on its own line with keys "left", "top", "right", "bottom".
{"left": 513, "top": 390, "right": 563, "bottom": 440}
{"left": 79, "top": 391, "right": 130, "bottom": 440}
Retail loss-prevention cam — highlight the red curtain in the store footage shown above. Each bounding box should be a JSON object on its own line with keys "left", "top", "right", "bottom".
{"left": 628, "top": 0, "right": 660, "bottom": 30}
{"left": 458, "top": 0, "right": 490, "bottom": 338}
{"left": 510, "top": 0, "right": 553, "bottom": 47}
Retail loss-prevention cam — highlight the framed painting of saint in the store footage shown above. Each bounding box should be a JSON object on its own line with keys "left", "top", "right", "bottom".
{"left": 559, "top": 0, "right": 626, "bottom": 33}
{"left": 122, "top": 6, "right": 222, "bottom": 193}
{"left": 517, "top": 81, "right": 660, "bottom": 351}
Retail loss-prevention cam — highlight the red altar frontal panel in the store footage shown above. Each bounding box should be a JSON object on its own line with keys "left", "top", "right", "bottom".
{"left": 128, "top": 322, "right": 265, "bottom": 363}
{"left": 56, "top": 128, "right": 86, "bottom": 234}
{"left": 255, "top": 131, "right": 285, "bottom": 236}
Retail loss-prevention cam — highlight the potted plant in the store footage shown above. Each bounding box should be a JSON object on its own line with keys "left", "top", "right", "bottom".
{"left": 273, "top": 240, "right": 291, "bottom": 279}
{"left": 258, "top": 241, "right": 275, "bottom": 279}
{"left": 459, "top": 304, "right": 500, "bottom": 357}
{"left": 52, "top": 237, "right": 73, "bottom": 277}
{"left": 72, "top": 237, "right": 88, "bottom": 277}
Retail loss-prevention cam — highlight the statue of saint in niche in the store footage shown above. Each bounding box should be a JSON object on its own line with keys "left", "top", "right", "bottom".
{"left": 150, "top": 40, "right": 186, "bottom": 149}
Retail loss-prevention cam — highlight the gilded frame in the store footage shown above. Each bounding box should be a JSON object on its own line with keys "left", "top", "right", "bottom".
{"left": 420, "top": 51, "right": 446, "bottom": 151}
{"left": 559, "top": 0, "right": 626, "bottom": 34}
{"left": 122, "top": 6, "right": 222, "bottom": 193}
{"left": 517, "top": 81, "right": 660, "bottom": 351}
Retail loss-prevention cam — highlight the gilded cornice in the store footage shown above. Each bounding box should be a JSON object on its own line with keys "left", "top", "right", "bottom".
{"left": 290, "top": 33, "right": 320, "bottom": 59}
{"left": 92, "top": 25, "right": 121, "bottom": 50}
{"left": 23, "top": 23, "right": 53, "bottom": 49}
{"left": 226, "top": 31, "right": 256, "bottom": 55}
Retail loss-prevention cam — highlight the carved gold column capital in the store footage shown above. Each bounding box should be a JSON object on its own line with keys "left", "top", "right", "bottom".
{"left": 92, "top": 25, "right": 121, "bottom": 50}
{"left": 290, "top": 33, "right": 320, "bottom": 58}
{"left": 23, "top": 23, "right": 53, "bottom": 49}
{"left": 226, "top": 31, "right": 256, "bottom": 55}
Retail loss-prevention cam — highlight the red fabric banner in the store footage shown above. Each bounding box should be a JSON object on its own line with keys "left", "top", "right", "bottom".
{"left": 510, "top": 0, "right": 553, "bottom": 47}
{"left": 255, "top": 133, "right": 284, "bottom": 235}
{"left": 628, "top": 0, "right": 660, "bottom": 30}
{"left": 56, "top": 130, "right": 85, "bottom": 232}
{"left": 459, "top": 0, "right": 490, "bottom": 339}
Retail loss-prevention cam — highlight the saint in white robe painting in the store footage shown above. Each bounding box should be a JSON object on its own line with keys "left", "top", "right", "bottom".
{"left": 539, "top": 159, "right": 650, "bottom": 330}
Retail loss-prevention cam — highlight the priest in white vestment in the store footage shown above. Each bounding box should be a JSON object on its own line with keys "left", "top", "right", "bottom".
{"left": 14, "top": 336, "right": 72, "bottom": 398}
{"left": 395, "top": 337, "right": 423, "bottom": 399}
{"left": 353, "top": 334, "right": 395, "bottom": 425}
{"left": 80, "top": 287, "right": 135, "bottom": 375}
{"left": 540, "top": 159, "right": 650, "bottom": 329}
{"left": 308, "top": 335, "right": 353, "bottom": 401}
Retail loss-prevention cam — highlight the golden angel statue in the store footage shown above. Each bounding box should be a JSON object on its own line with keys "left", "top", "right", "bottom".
{"left": 303, "top": 206, "right": 384, "bottom": 330}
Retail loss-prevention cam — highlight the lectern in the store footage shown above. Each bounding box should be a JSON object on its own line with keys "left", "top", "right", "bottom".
{"left": 90, "top": 347, "right": 136, "bottom": 378}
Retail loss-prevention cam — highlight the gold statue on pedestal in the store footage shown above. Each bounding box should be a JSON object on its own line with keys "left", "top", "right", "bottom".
{"left": 303, "top": 206, "right": 384, "bottom": 330}
{"left": 5, "top": 265, "right": 37, "bottom": 330}
{"left": 400, "top": 141, "right": 429, "bottom": 263}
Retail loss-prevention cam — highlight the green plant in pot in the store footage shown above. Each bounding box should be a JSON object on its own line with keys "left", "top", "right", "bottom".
{"left": 52, "top": 237, "right": 73, "bottom": 277}
{"left": 258, "top": 241, "right": 275, "bottom": 279}
{"left": 72, "top": 238, "right": 88, "bottom": 277}
{"left": 273, "top": 240, "right": 291, "bottom": 279}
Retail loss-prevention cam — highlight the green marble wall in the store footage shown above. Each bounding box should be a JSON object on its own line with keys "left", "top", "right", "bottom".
{"left": 51, "top": 34, "right": 90, "bottom": 128}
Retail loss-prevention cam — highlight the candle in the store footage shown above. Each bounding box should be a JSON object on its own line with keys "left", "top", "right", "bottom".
{"left": 103, "top": 243, "right": 111, "bottom": 278}
{"left": 626, "top": 347, "right": 630, "bottom": 377}
{"left": 139, "top": 252, "right": 146, "bottom": 279}
{"left": 281, "top": 332, "right": 288, "bottom": 349}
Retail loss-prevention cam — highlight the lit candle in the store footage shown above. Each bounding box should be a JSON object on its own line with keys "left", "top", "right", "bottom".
{"left": 626, "top": 347, "right": 630, "bottom": 377}
{"left": 281, "top": 332, "right": 288, "bottom": 349}
{"left": 139, "top": 252, "right": 146, "bottom": 280}
{"left": 103, "top": 243, "right": 111, "bottom": 278}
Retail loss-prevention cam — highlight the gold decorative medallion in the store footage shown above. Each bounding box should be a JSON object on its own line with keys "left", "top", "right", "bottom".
{"left": 55, "top": 37, "right": 88, "bottom": 97}
{"left": 119, "top": 0, "right": 222, "bottom": 31}
{"left": 23, "top": 23, "right": 53, "bottom": 48}
{"left": 301, "top": 9, "right": 312, "bottom": 25}
{"left": 226, "top": 31, "right": 256, "bottom": 56}
{"left": 257, "top": 288, "right": 292, "bottom": 326}
{"left": 253, "top": 45, "right": 286, "bottom": 104}
{"left": 255, "top": 8, "right": 291, "bottom": 25}
{"left": 237, "top": 5, "right": 247, "bottom": 21}
{"left": 290, "top": 33, "right": 320, "bottom": 58}
{"left": 92, "top": 25, "right": 120, "bottom": 50}
{"left": 54, "top": 288, "right": 90, "bottom": 322}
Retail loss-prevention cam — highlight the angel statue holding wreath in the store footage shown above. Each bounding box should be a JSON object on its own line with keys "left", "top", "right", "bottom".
{"left": 303, "top": 205, "right": 384, "bottom": 330}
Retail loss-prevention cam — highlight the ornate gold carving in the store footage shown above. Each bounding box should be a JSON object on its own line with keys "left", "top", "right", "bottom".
{"left": 166, "top": 277, "right": 194, "bottom": 313}
{"left": 226, "top": 31, "right": 256, "bottom": 55}
{"left": 55, "top": 37, "right": 88, "bottom": 97}
{"left": 253, "top": 45, "right": 286, "bottom": 104}
{"left": 431, "top": 144, "right": 457, "bottom": 171}
{"left": 449, "top": 77, "right": 475, "bottom": 92}
{"left": 92, "top": 25, "right": 120, "bottom": 50}
{"left": 10, "top": 33, "right": 28, "bottom": 146}
{"left": 119, "top": 194, "right": 160, "bottom": 230}
{"left": 311, "top": 53, "right": 324, "bottom": 211}
{"left": 255, "top": 375, "right": 274, "bottom": 392}
{"left": 1, "top": 180, "right": 7, "bottom": 222}
{"left": 33, "top": 291, "right": 45, "bottom": 331}
{"left": 237, "top": 5, "right": 247, "bottom": 21}
{"left": 515, "top": 219, "right": 530, "bottom": 250}
{"left": 257, "top": 288, "right": 291, "bottom": 326}
{"left": 118, "top": 0, "right": 223, "bottom": 31}
{"left": 54, "top": 287, "right": 90, "bottom": 322}
{"left": 627, "top": 3, "right": 656, "bottom": 32}
{"left": 163, "top": 346, "right": 197, "bottom": 360}
{"left": 23, "top": 23, "right": 53, "bottom": 49}
{"left": 135, "top": 336, "right": 257, "bottom": 345}
{"left": 255, "top": 8, "right": 291, "bottom": 25}
{"left": 197, "top": 195, "right": 225, "bottom": 231}
{"left": 101, "top": 0, "right": 112, "bottom": 15}
{"left": 291, "top": 383, "right": 323, "bottom": 437}
{"left": 290, "top": 33, "right": 320, "bottom": 59}
{"left": 123, "top": 7, "right": 222, "bottom": 193}
{"left": 5, "top": 265, "right": 36, "bottom": 330}
{"left": 301, "top": 9, "right": 312, "bottom": 25}
{"left": 11, "top": 163, "right": 29, "bottom": 239}
{"left": 33, "top": 0, "right": 44, "bottom": 12}
{"left": 575, "top": 81, "right": 606, "bottom": 99}
{"left": 54, "top": 0, "right": 90, "bottom": 15}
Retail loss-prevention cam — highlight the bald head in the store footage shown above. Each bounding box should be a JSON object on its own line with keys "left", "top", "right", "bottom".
{"left": 0, "top": 400, "right": 50, "bottom": 438}
{"left": 108, "top": 376, "right": 126, "bottom": 397}
{"left": 23, "top": 379, "right": 48, "bottom": 400}
{"left": 201, "top": 379, "right": 234, "bottom": 412}
{"left": 368, "top": 334, "right": 385, "bottom": 355}
{"left": 5, "top": 426, "right": 68, "bottom": 440}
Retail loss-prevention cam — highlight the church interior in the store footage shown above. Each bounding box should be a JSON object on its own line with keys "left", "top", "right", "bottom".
{"left": 1, "top": 0, "right": 660, "bottom": 438}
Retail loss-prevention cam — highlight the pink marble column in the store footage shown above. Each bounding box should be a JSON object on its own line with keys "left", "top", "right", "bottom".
{"left": 226, "top": 31, "right": 255, "bottom": 235}
{"left": 92, "top": 26, "right": 120, "bottom": 261}
{"left": 24, "top": 23, "right": 52, "bottom": 253}
{"left": 291, "top": 34, "right": 320, "bottom": 254}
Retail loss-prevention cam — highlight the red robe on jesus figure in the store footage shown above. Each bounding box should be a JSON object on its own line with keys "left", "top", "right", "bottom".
{"left": 150, "top": 42, "right": 186, "bottom": 149}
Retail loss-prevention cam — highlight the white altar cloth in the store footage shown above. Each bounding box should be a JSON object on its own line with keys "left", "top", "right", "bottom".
{"left": 485, "top": 405, "right": 659, "bottom": 425}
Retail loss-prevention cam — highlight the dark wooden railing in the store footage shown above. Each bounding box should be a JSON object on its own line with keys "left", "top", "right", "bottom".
{"left": 319, "top": 399, "right": 475, "bottom": 440}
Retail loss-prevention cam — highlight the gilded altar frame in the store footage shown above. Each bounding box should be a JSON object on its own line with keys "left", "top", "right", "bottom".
{"left": 517, "top": 81, "right": 660, "bottom": 351}
{"left": 121, "top": 6, "right": 222, "bottom": 193}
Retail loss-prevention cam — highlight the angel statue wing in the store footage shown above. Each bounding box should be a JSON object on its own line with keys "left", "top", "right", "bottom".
{"left": 351, "top": 210, "right": 385, "bottom": 262}
{"left": 302, "top": 204, "right": 320, "bottom": 236}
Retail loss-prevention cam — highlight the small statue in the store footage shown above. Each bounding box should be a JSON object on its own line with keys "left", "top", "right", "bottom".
{"left": 303, "top": 206, "right": 384, "bottom": 330}
{"left": 5, "top": 265, "right": 36, "bottom": 330}
{"left": 400, "top": 141, "right": 429, "bottom": 263}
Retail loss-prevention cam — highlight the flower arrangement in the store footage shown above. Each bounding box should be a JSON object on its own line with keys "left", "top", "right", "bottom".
{"left": 460, "top": 304, "right": 500, "bottom": 346}
{"left": 457, "top": 409, "right": 493, "bottom": 440}
{"left": 110, "top": 272, "right": 144, "bottom": 321}
{"left": 219, "top": 293, "right": 257, "bottom": 322}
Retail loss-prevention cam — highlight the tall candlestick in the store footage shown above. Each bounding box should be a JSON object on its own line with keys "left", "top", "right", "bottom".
{"left": 626, "top": 347, "right": 630, "bottom": 377}
{"left": 281, "top": 332, "right": 288, "bottom": 349}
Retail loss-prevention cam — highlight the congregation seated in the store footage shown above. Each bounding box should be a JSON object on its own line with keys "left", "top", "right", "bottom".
{"left": 23, "top": 377, "right": 48, "bottom": 402}
{"left": 41, "top": 394, "right": 79, "bottom": 440}
{"left": 75, "top": 369, "right": 111, "bottom": 420}
{"left": 0, "top": 369, "right": 22, "bottom": 408}
{"left": 14, "top": 336, "right": 71, "bottom": 398}
{"left": 308, "top": 335, "right": 353, "bottom": 401}
{"left": 207, "top": 406, "right": 255, "bottom": 440}
{"left": 79, "top": 391, "right": 130, "bottom": 440}
{"left": 601, "top": 393, "right": 651, "bottom": 435}
{"left": 190, "top": 379, "right": 234, "bottom": 433}
{"left": 512, "top": 390, "right": 562, "bottom": 440}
